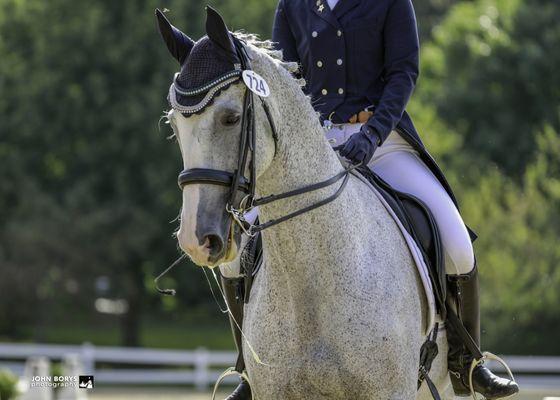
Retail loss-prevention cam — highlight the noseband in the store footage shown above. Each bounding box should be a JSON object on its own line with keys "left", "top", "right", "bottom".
{"left": 173, "top": 37, "right": 358, "bottom": 236}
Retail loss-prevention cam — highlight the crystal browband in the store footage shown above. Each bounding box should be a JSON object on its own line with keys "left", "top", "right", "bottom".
{"left": 169, "top": 70, "right": 242, "bottom": 114}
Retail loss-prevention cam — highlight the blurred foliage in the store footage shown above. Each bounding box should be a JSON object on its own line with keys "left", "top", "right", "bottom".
{"left": 0, "top": 0, "right": 558, "bottom": 355}
{"left": 0, "top": 0, "right": 199, "bottom": 346}
{"left": 414, "top": 0, "right": 466, "bottom": 41}
{"left": 411, "top": 0, "right": 560, "bottom": 354}
{"left": 39, "top": 315, "right": 233, "bottom": 350}
{"left": 50, "top": 362, "right": 63, "bottom": 396}
{"left": 420, "top": 0, "right": 560, "bottom": 174}
{"left": 446, "top": 125, "right": 559, "bottom": 354}
{"left": 0, "top": 369, "right": 19, "bottom": 400}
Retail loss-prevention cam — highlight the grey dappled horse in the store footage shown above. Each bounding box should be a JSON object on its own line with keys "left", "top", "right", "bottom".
{"left": 160, "top": 10, "right": 456, "bottom": 400}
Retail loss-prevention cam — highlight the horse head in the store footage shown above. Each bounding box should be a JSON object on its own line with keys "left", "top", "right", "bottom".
{"left": 156, "top": 7, "right": 281, "bottom": 267}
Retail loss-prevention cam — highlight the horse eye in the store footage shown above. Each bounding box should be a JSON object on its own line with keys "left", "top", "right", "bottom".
{"left": 221, "top": 113, "right": 241, "bottom": 126}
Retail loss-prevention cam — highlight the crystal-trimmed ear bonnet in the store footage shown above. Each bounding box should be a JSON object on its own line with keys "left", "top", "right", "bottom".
{"left": 167, "top": 38, "right": 243, "bottom": 116}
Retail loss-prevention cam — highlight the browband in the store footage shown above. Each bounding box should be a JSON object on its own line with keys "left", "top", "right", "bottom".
{"left": 169, "top": 70, "right": 242, "bottom": 114}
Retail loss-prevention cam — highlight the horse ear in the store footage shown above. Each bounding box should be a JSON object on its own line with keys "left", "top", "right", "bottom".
{"left": 205, "top": 6, "right": 238, "bottom": 62}
{"left": 155, "top": 9, "right": 195, "bottom": 64}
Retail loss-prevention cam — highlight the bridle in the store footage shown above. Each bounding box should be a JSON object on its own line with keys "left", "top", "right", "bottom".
{"left": 173, "top": 37, "right": 359, "bottom": 236}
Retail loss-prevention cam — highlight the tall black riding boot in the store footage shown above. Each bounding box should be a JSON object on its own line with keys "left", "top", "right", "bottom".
{"left": 220, "top": 275, "right": 252, "bottom": 400}
{"left": 447, "top": 265, "right": 519, "bottom": 399}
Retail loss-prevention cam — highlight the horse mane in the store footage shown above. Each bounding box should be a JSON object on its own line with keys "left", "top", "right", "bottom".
{"left": 232, "top": 32, "right": 281, "bottom": 58}
{"left": 232, "top": 31, "right": 302, "bottom": 84}
{"left": 230, "top": 31, "right": 325, "bottom": 153}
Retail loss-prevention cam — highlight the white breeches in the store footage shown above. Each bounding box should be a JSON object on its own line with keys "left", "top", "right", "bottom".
{"left": 326, "top": 123, "right": 475, "bottom": 276}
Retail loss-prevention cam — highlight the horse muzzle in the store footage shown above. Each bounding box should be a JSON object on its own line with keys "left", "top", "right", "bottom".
{"left": 177, "top": 217, "right": 239, "bottom": 267}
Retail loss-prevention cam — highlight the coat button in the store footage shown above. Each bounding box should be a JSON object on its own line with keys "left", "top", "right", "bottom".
{"left": 338, "top": 88, "right": 344, "bottom": 95}
{"left": 337, "top": 30, "right": 343, "bottom": 37}
{"left": 312, "top": 31, "right": 318, "bottom": 38}
{"left": 337, "top": 59, "right": 343, "bottom": 65}
{"left": 322, "top": 89, "right": 328, "bottom": 95}
{"left": 317, "top": 60, "right": 323, "bottom": 67}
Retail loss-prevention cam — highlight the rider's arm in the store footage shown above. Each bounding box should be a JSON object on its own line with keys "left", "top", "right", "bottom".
{"left": 272, "top": 0, "right": 300, "bottom": 64}
{"left": 364, "top": 0, "right": 419, "bottom": 143}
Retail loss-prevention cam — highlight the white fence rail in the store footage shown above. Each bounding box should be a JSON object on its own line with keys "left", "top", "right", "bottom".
{"left": 0, "top": 343, "right": 237, "bottom": 390}
{"left": 1, "top": 342, "right": 559, "bottom": 390}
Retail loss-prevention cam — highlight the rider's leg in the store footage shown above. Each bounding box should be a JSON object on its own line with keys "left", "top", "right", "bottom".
{"left": 220, "top": 275, "right": 252, "bottom": 400}
{"left": 368, "top": 131, "right": 474, "bottom": 275}
{"left": 368, "top": 131, "right": 519, "bottom": 399}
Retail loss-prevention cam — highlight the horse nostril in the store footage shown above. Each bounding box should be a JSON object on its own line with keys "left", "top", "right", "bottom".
{"left": 204, "top": 233, "right": 224, "bottom": 257}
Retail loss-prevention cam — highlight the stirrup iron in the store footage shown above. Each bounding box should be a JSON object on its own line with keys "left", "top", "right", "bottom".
{"left": 468, "top": 352, "right": 516, "bottom": 400}
{"left": 212, "top": 367, "right": 254, "bottom": 400}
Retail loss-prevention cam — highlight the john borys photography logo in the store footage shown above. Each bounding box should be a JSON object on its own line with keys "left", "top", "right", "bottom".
{"left": 79, "top": 375, "right": 94, "bottom": 389}
{"left": 30, "top": 375, "right": 94, "bottom": 389}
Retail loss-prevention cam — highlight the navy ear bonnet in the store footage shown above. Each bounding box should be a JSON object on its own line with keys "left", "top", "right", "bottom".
{"left": 169, "top": 38, "right": 242, "bottom": 115}
{"left": 156, "top": 7, "right": 245, "bottom": 116}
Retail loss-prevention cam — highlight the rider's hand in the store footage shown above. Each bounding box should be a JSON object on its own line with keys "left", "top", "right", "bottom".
{"left": 338, "top": 125, "right": 381, "bottom": 165}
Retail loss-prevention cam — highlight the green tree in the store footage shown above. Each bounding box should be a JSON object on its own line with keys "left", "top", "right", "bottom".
{"left": 415, "top": 0, "right": 468, "bottom": 41}
{"left": 454, "top": 125, "right": 560, "bottom": 354}
{"left": 419, "top": 0, "right": 560, "bottom": 175}
{"left": 0, "top": 0, "right": 291, "bottom": 347}
{"left": 1, "top": 0, "right": 558, "bottom": 356}
{"left": 0, "top": 0, "right": 182, "bottom": 345}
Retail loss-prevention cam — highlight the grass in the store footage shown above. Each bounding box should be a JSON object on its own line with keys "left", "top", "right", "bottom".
{"left": 3, "top": 311, "right": 234, "bottom": 350}
{"left": 40, "top": 319, "right": 232, "bottom": 349}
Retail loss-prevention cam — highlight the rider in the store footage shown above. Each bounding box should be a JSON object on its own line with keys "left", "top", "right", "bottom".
{"left": 221, "top": 1, "right": 520, "bottom": 399}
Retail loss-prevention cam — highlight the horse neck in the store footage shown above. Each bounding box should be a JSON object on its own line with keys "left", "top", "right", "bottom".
{"left": 255, "top": 80, "right": 348, "bottom": 275}
{"left": 257, "top": 82, "right": 343, "bottom": 201}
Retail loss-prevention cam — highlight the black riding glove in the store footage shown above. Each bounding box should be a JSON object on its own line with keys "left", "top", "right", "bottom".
{"left": 338, "top": 125, "right": 381, "bottom": 165}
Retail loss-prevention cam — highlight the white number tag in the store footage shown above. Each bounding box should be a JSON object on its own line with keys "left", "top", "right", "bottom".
{"left": 242, "top": 70, "right": 270, "bottom": 98}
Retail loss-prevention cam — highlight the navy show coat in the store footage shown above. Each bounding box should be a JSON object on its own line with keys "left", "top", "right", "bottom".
{"left": 272, "top": 0, "right": 420, "bottom": 145}
{"left": 272, "top": 0, "right": 474, "bottom": 220}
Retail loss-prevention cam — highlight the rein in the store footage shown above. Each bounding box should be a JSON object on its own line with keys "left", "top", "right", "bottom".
{"left": 174, "top": 37, "right": 358, "bottom": 236}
